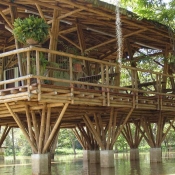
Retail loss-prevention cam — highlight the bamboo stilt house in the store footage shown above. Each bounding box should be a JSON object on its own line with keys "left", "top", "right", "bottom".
{"left": 0, "top": 0, "right": 174, "bottom": 155}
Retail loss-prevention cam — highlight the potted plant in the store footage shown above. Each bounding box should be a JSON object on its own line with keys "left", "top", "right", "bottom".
{"left": 13, "top": 15, "right": 49, "bottom": 45}
{"left": 73, "top": 58, "right": 83, "bottom": 72}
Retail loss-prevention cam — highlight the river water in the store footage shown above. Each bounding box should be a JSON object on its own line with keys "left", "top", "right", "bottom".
{"left": 0, "top": 152, "right": 175, "bottom": 175}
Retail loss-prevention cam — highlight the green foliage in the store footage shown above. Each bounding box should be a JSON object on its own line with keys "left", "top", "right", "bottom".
{"left": 115, "top": 135, "right": 128, "bottom": 151}
{"left": 13, "top": 15, "right": 49, "bottom": 44}
{"left": 57, "top": 129, "right": 82, "bottom": 154}
{"left": 55, "top": 148, "right": 82, "bottom": 155}
{"left": 121, "top": 0, "right": 175, "bottom": 29}
{"left": 30, "top": 52, "right": 49, "bottom": 75}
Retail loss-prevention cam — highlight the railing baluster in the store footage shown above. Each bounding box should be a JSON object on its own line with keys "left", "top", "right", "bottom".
{"left": 36, "top": 50, "right": 40, "bottom": 76}
{"left": 27, "top": 51, "right": 31, "bottom": 100}
{"left": 69, "top": 57, "right": 73, "bottom": 80}
{"left": 27, "top": 51, "right": 30, "bottom": 75}
{"left": 36, "top": 50, "right": 41, "bottom": 100}
{"left": 101, "top": 64, "right": 106, "bottom": 106}
{"left": 69, "top": 57, "right": 74, "bottom": 104}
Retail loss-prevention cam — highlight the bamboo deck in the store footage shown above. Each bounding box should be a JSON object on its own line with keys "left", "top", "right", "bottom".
{"left": 0, "top": 47, "right": 174, "bottom": 130}
{"left": 0, "top": 80, "right": 175, "bottom": 127}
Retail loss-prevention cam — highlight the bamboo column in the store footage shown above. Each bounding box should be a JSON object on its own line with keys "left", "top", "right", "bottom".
{"left": 73, "top": 125, "right": 99, "bottom": 150}
{"left": 122, "top": 122, "right": 143, "bottom": 149}
{"left": 138, "top": 113, "right": 175, "bottom": 148}
{"left": 48, "top": 8, "right": 60, "bottom": 82}
{"left": 83, "top": 108, "right": 134, "bottom": 150}
{"left": 38, "top": 104, "right": 46, "bottom": 153}
{"left": 25, "top": 105, "right": 35, "bottom": 144}
{"left": 31, "top": 111, "right": 40, "bottom": 148}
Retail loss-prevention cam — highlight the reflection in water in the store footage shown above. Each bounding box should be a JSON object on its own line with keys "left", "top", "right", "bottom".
{"left": 101, "top": 167, "right": 115, "bottom": 175}
{"left": 83, "top": 161, "right": 101, "bottom": 175}
{"left": 0, "top": 153, "right": 175, "bottom": 175}
{"left": 130, "top": 161, "right": 140, "bottom": 175}
{"left": 83, "top": 161, "right": 115, "bottom": 175}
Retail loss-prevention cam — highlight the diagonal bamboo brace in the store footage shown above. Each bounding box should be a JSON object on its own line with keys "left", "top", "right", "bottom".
{"left": 5, "top": 102, "right": 38, "bottom": 153}
{"left": 43, "top": 103, "right": 69, "bottom": 153}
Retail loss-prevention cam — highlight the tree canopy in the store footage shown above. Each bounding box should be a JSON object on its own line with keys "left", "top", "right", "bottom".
{"left": 120, "top": 0, "right": 175, "bottom": 29}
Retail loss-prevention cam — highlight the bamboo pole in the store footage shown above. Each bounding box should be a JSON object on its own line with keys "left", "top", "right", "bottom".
{"left": 50, "top": 130, "right": 59, "bottom": 155}
{"left": 84, "top": 114, "right": 105, "bottom": 150}
{"left": 38, "top": 104, "right": 46, "bottom": 153}
{"left": 5, "top": 103, "right": 37, "bottom": 153}
{"left": 94, "top": 114, "right": 101, "bottom": 137}
{"left": 69, "top": 57, "right": 74, "bottom": 104}
{"left": 134, "top": 120, "right": 152, "bottom": 147}
{"left": 31, "top": 111, "right": 39, "bottom": 148}
{"left": 112, "top": 111, "right": 117, "bottom": 142}
{"left": 44, "top": 107, "right": 51, "bottom": 144}
{"left": 161, "top": 118, "right": 175, "bottom": 143}
{"left": 97, "top": 114, "right": 106, "bottom": 147}
{"left": 78, "top": 125, "right": 92, "bottom": 149}
{"left": 156, "top": 112, "right": 163, "bottom": 147}
{"left": 106, "top": 108, "right": 114, "bottom": 150}
{"left": 43, "top": 103, "right": 69, "bottom": 153}
{"left": 48, "top": 125, "right": 60, "bottom": 151}
{"left": 26, "top": 51, "right": 31, "bottom": 100}
{"left": 0, "top": 11, "right": 13, "bottom": 29}
{"left": 141, "top": 119, "right": 155, "bottom": 147}
{"left": 0, "top": 125, "right": 11, "bottom": 147}
{"left": 72, "top": 128, "right": 85, "bottom": 149}
{"left": 25, "top": 105, "right": 35, "bottom": 146}
{"left": 111, "top": 108, "right": 134, "bottom": 147}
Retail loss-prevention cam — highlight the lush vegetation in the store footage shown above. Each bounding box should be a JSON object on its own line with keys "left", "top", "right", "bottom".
{"left": 120, "top": 0, "right": 175, "bottom": 29}
{"left": 1, "top": 125, "right": 175, "bottom": 157}
{"left": 2, "top": 128, "right": 82, "bottom": 156}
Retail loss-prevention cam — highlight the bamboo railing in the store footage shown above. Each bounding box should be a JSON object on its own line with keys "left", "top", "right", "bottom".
{"left": 0, "top": 46, "right": 175, "bottom": 108}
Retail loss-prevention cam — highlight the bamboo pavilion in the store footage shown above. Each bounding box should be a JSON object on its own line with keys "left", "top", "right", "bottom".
{"left": 0, "top": 0, "right": 174, "bottom": 174}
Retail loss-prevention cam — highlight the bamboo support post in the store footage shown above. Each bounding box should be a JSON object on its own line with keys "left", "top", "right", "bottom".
{"left": 106, "top": 108, "right": 114, "bottom": 150}
{"left": 69, "top": 57, "right": 74, "bottom": 104}
{"left": 161, "top": 118, "right": 175, "bottom": 143}
{"left": 25, "top": 105, "right": 35, "bottom": 146}
{"left": 38, "top": 104, "right": 46, "bottom": 153}
{"left": 101, "top": 64, "right": 106, "bottom": 106}
{"left": 43, "top": 103, "right": 69, "bottom": 153}
{"left": 31, "top": 111, "right": 40, "bottom": 148}
{"left": 44, "top": 107, "right": 51, "bottom": 144}
{"left": 26, "top": 51, "right": 31, "bottom": 100}
{"left": 84, "top": 114, "right": 105, "bottom": 150}
{"left": 111, "top": 108, "right": 134, "bottom": 146}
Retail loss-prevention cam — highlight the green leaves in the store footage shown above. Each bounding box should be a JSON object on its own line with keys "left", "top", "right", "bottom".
{"left": 13, "top": 15, "right": 49, "bottom": 44}
{"left": 121, "top": 0, "right": 174, "bottom": 29}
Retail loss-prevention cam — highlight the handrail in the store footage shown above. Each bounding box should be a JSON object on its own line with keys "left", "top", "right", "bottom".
{"left": 0, "top": 46, "right": 172, "bottom": 76}
{"left": 0, "top": 47, "right": 175, "bottom": 96}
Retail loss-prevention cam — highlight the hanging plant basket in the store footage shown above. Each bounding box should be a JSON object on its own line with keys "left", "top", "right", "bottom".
{"left": 26, "top": 38, "right": 39, "bottom": 45}
{"left": 13, "top": 15, "right": 49, "bottom": 44}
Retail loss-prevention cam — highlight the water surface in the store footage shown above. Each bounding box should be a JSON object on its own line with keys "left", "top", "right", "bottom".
{"left": 0, "top": 152, "right": 175, "bottom": 175}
